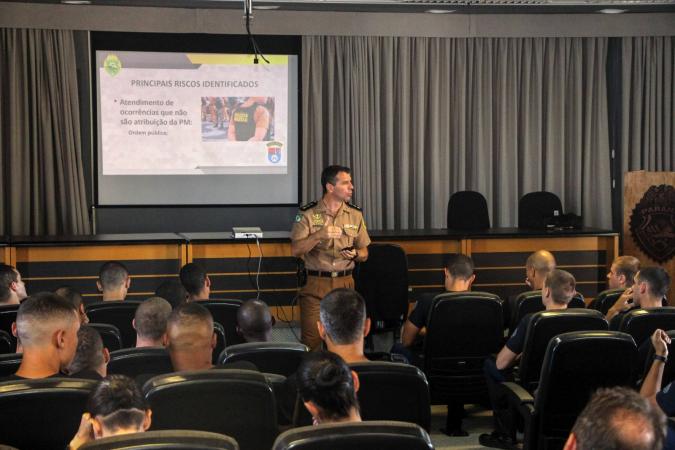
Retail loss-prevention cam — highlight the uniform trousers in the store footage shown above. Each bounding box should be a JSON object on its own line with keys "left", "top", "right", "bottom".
{"left": 299, "top": 274, "right": 354, "bottom": 350}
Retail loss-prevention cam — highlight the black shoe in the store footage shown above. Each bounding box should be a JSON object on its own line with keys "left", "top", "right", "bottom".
{"left": 479, "top": 431, "right": 516, "bottom": 449}
{"left": 440, "top": 428, "right": 469, "bottom": 437}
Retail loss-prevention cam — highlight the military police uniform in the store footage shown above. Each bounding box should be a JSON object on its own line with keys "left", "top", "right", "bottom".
{"left": 290, "top": 199, "right": 371, "bottom": 349}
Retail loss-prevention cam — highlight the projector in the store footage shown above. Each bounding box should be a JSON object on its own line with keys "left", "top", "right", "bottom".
{"left": 232, "top": 227, "right": 264, "bottom": 239}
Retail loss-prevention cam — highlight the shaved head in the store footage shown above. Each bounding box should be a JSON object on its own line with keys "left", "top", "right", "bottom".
{"left": 236, "top": 299, "right": 273, "bottom": 342}
{"left": 167, "top": 303, "right": 214, "bottom": 352}
{"left": 526, "top": 250, "right": 557, "bottom": 273}
{"left": 16, "top": 292, "right": 79, "bottom": 348}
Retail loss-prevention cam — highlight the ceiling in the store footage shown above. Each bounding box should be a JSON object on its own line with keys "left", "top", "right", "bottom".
{"left": 7, "top": 0, "right": 675, "bottom": 14}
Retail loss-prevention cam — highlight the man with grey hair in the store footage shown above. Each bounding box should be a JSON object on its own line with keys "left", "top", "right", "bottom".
{"left": 317, "top": 288, "right": 371, "bottom": 364}
{"left": 133, "top": 297, "right": 172, "bottom": 348}
{"left": 564, "top": 387, "right": 665, "bottom": 450}
{"left": 2, "top": 292, "right": 80, "bottom": 380}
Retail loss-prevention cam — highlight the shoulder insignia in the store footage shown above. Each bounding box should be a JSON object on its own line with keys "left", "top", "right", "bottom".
{"left": 346, "top": 202, "right": 362, "bottom": 211}
{"left": 299, "top": 201, "right": 318, "bottom": 212}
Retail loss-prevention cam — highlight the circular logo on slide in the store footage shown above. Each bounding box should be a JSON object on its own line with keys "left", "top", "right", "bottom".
{"left": 103, "top": 54, "right": 122, "bottom": 77}
{"left": 267, "top": 141, "right": 283, "bottom": 164}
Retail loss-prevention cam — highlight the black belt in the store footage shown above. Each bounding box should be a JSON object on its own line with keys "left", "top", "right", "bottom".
{"left": 306, "top": 269, "right": 353, "bottom": 278}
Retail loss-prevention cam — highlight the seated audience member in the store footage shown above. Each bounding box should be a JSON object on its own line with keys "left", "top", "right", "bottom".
{"left": 480, "top": 269, "right": 576, "bottom": 448}
{"left": 154, "top": 279, "right": 188, "bottom": 309}
{"left": 3, "top": 292, "right": 80, "bottom": 380}
{"left": 165, "top": 302, "right": 255, "bottom": 372}
{"left": 0, "top": 264, "right": 28, "bottom": 305}
{"left": 179, "top": 263, "right": 211, "bottom": 302}
{"left": 400, "top": 253, "right": 476, "bottom": 349}
{"left": 55, "top": 286, "right": 89, "bottom": 324}
{"left": 640, "top": 329, "right": 675, "bottom": 450}
{"left": 236, "top": 299, "right": 275, "bottom": 343}
{"left": 606, "top": 255, "right": 641, "bottom": 290}
{"left": 133, "top": 297, "right": 172, "bottom": 348}
{"left": 96, "top": 261, "right": 131, "bottom": 302}
{"left": 565, "top": 386, "right": 665, "bottom": 450}
{"left": 68, "top": 375, "right": 152, "bottom": 449}
{"left": 318, "top": 288, "right": 371, "bottom": 364}
{"left": 297, "top": 350, "right": 362, "bottom": 425}
{"left": 68, "top": 325, "right": 110, "bottom": 380}
{"left": 607, "top": 267, "right": 671, "bottom": 326}
{"left": 523, "top": 249, "right": 557, "bottom": 291}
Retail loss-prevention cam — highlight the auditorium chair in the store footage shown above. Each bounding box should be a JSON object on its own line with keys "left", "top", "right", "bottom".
{"left": 447, "top": 190, "right": 490, "bottom": 230}
{"left": 0, "top": 353, "right": 21, "bottom": 377}
{"left": 79, "top": 430, "right": 240, "bottom": 450}
{"left": 641, "top": 329, "right": 675, "bottom": 389}
{"left": 272, "top": 421, "right": 434, "bottom": 450}
{"left": 350, "top": 361, "right": 431, "bottom": 430}
{"left": 509, "top": 290, "right": 585, "bottom": 334}
{"left": 0, "top": 330, "right": 13, "bottom": 354}
{"left": 213, "top": 321, "right": 227, "bottom": 364}
{"left": 616, "top": 307, "right": 675, "bottom": 347}
{"left": 587, "top": 288, "right": 625, "bottom": 316}
{"left": 518, "top": 191, "right": 563, "bottom": 229}
{"left": 423, "top": 292, "right": 503, "bottom": 431}
{"left": 354, "top": 243, "right": 409, "bottom": 347}
{"left": 88, "top": 322, "right": 123, "bottom": 352}
{"left": 143, "top": 369, "right": 277, "bottom": 450}
{"left": 0, "top": 304, "right": 19, "bottom": 349}
{"left": 86, "top": 301, "right": 143, "bottom": 348}
{"left": 0, "top": 378, "right": 97, "bottom": 449}
{"left": 502, "top": 331, "right": 638, "bottom": 450}
{"left": 218, "top": 341, "right": 308, "bottom": 377}
{"left": 514, "top": 309, "right": 608, "bottom": 393}
{"left": 199, "top": 299, "right": 245, "bottom": 347}
{"left": 108, "top": 347, "right": 174, "bottom": 379}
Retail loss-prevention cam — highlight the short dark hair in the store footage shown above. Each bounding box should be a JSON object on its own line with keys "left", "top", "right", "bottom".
{"left": 613, "top": 256, "right": 641, "bottom": 287}
{"left": 16, "top": 292, "right": 78, "bottom": 346}
{"left": 571, "top": 386, "right": 665, "bottom": 450}
{"left": 637, "top": 267, "right": 671, "bottom": 299}
{"left": 154, "top": 279, "right": 188, "bottom": 309}
{"left": 298, "top": 351, "right": 359, "bottom": 422}
{"left": 320, "top": 165, "right": 351, "bottom": 194}
{"left": 236, "top": 299, "right": 273, "bottom": 342}
{"left": 55, "top": 286, "right": 83, "bottom": 309}
{"left": 320, "top": 288, "right": 366, "bottom": 345}
{"left": 98, "top": 262, "right": 129, "bottom": 291}
{"left": 0, "top": 264, "right": 19, "bottom": 302}
{"left": 544, "top": 269, "right": 577, "bottom": 305}
{"left": 179, "top": 263, "right": 208, "bottom": 296}
{"left": 68, "top": 325, "right": 105, "bottom": 375}
{"left": 444, "top": 253, "right": 474, "bottom": 280}
{"left": 134, "top": 297, "right": 172, "bottom": 340}
{"left": 87, "top": 375, "right": 149, "bottom": 433}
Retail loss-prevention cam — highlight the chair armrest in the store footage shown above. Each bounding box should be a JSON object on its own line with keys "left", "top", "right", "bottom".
{"left": 502, "top": 381, "right": 535, "bottom": 406}
{"left": 502, "top": 382, "right": 536, "bottom": 450}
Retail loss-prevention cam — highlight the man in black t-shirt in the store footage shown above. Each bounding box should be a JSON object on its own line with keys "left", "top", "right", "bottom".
{"left": 480, "top": 269, "right": 577, "bottom": 449}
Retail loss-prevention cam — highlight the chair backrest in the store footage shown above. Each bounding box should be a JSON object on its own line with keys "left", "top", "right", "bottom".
{"left": 0, "top": 304, "right": 19, "bottom": 349}
{"left": 517, "top": 310, "right": 609, "bottom": 391}
{"left": 88, "top": 323, "right": 123, "bottom": 352}
{"left": 86, "top": 301, "right": 143, "bottom": 348}
{"left": 143, "top": 369, "right": 277, "bottom": 450}
{"left": 0, "top": 353, "right": 22, "bottom": 377}
{"left": 518, "top": 191, "right": 563, "bottom": 229}
{"left": 108, "top": 347, "right": 174, "bottom": 378}
{"left": 354, "top": 244, "right": 409, "bottom": 325}
{"left": 0, "top": 378, "right": 97, "bottom": 449}
{"left": 447, "top": 190, "right": 490, "bottom": 230}
{"left": 79, "top": 429, "right": 240, "bottom": 450}
{"left": 0, "top": 330, "right": 13, "bottom": 354}
{"left": 588, "top": 288, "right": 625, "bottom": 316}
{"left": 213, "top": 321, "right": 226, "bottom": 364}
{"left": 219, "top": 342, "right": 308, "bottom": 377}
{"left": 642, "top": 329, "right": 675, "bottom": 390}
{"left": 531, "top": 331, "right": 638, "bottom": 450}
{"left": 199, "top": 300, "right": 245, "bottom": 347}
{"left": 511, "top": 291, "right": 585, "bottom": 333}
{"left": 619, "top": 307, "right": 675, "bottom": 347}
{"left": 350, "top": 361, "right": 431, "bottom": 430}
{"left": 423, "top": 292, "right": 503, "bottom": 402}
{"left": 272, "top": 421, "right": 434, "bottom": 450}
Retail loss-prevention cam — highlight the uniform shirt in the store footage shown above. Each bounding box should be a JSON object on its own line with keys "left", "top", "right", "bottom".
{"left": 290, "top": 200, "right": 371, "bottom": 272}
{"left": 505, "top": 313, "right": 536, "bottom": 354}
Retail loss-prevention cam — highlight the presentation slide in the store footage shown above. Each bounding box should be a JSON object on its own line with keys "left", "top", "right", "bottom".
{"left": 95, "top": 50, "right": 299, "bottom": 205}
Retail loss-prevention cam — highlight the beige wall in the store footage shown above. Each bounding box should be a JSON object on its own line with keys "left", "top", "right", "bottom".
{"left": 0, "top": 1, "right": 674, "bottom": 37}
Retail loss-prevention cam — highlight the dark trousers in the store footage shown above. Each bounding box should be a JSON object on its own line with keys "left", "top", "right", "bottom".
{"left": 484, "top": 356, "right": 516, "bottom": 438}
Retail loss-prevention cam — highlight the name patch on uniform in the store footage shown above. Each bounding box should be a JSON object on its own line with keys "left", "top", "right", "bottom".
{"left": 311, "top": 213, "right": 324, "bottom": 226}
{"left": 343, "top": 224, "right": 358, "bottom": 230}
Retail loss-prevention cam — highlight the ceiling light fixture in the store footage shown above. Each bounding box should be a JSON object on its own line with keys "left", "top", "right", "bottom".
{"left": 61, "top": 0, "right": 92, "bottom": 4}
{"left": 598, "top": 8, "right": 628, "bottom": 13}
{"left": 253, "top": 5, "right": 280, "bottom": 9}
{"left": 426, "top": 9, "right": 455, "bottom": 13}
